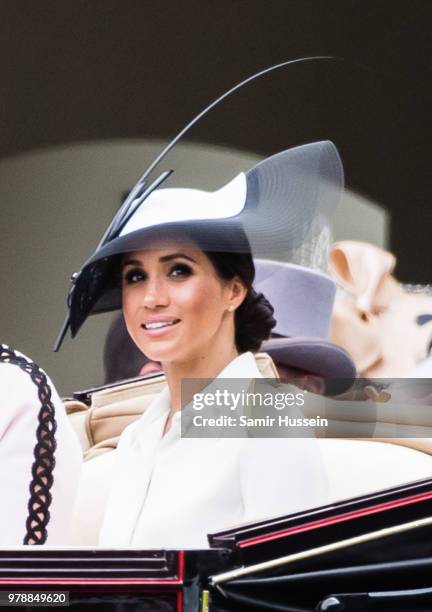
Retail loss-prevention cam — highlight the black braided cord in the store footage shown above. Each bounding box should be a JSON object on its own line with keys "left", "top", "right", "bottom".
{"left": 0, "top": 344, "right": 57, "bottom": 544}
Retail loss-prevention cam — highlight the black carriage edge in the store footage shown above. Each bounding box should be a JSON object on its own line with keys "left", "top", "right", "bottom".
{"left": 1, "top": 476, "right": 432, "bottom": 611}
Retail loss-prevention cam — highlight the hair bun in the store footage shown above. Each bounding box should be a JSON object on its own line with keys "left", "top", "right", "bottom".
{"left": 235, "top": 289, "right": 276, "bottom": 353}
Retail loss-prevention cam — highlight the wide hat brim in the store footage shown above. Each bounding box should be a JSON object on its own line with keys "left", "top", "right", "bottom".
{"left": 66, "top": 141, "right": 343, "bottom": 340}
{"left": 261, "top": 336, "right": 357, "bottom": 394}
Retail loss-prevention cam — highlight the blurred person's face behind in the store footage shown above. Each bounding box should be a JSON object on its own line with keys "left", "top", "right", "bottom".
{"left": 274, "top": 362, "right": 325, "bottom": 395}
{"left": 121, "top": 238, "right": 245, "bottom": 367}
{"left": 139, "top": 361, "right": 162, "bottom": 376}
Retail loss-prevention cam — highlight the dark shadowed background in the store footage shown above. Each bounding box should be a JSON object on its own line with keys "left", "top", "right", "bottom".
{"left": 0, "top": 0, "right": 430, "bottom": 392}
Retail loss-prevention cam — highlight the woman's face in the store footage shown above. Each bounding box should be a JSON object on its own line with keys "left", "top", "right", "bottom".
{"left": 121, "top": 238, "right": 245, "bottom": 365}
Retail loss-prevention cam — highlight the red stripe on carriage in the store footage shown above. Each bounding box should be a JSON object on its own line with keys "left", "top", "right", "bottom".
{"left": 178, "top": 550, "right": 185, "bottom": 581}
{"left": 0, "top": 578, "right": 183, "bottom": 585}
{"left": 0, "top": 550, "right": 186, "bottom": 586}
{"left": 239, "top": 489, "right": 432, "bottom": 548}
{"left": 177, "top": 589, "right": 183, "bottom": 612}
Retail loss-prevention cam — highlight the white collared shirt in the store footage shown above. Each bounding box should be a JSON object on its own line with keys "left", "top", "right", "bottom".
{"left": 99, "top": 352, "right": 327, "bottom": 548}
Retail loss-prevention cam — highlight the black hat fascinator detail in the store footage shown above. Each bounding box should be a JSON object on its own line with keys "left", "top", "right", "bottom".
{"left": 54, "top": 57, "right": 345, "bottom": 351}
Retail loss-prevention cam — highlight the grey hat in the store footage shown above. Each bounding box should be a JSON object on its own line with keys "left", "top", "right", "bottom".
{"left": 255, "top": 259, "right": 357, "bottom": 387}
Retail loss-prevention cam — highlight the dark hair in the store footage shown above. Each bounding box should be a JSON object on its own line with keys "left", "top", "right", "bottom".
{"left": 204, "top": 250, "right": 276, "bottom": 353}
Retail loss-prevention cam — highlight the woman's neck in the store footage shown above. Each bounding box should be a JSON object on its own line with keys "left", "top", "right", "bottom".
{"left": 163, "top": 342, "right": 239, "bottom": 413}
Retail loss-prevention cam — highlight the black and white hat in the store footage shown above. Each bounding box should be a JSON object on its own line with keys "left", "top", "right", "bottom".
{"left": 57, "top": 141, "right": 343, "bottom": 349}
{"left": 54, "top": 59, "right": 346, "bottom": 351}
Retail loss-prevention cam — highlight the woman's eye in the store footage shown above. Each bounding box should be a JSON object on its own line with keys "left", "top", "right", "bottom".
{"left": 417, "top": 314, "right": 432, "bottom": 326}
{"left": 123, "top": 269, "right": 146, "bottom": 284}
{"left": 169, "top": 263, "right": 192, "bottom": 278}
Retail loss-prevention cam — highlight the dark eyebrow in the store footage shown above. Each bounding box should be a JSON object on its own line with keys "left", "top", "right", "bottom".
{"left": 122, "top": 253, "right": 197, "bottom": 268}
{"left": 122, "top": 258, "right": 143, "bottom": 268}
{"left": 159, "top": 252, "right": 197, "bottom": 264}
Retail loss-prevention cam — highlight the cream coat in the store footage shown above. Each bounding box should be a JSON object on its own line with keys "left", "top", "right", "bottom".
{"left": 99, "top": 352, "right": 327, "bottom": 548}
{"left": 0, "top": 362, "right": 82, "bottom": 546}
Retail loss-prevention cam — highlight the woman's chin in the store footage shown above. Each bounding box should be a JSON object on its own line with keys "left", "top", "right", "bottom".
{"left": 137, "top": 340, "right": 181, "bottom": 364}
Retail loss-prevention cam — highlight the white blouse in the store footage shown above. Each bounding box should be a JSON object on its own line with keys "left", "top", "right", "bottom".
{"left": 99, "top": 352, "right": 327, "bottom": 548}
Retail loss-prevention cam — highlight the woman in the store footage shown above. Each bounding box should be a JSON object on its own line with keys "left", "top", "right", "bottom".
{"left": 58, "top": 141, "right": 342, "bottom": 547}
{"left": 97, "top": 233, "right": 327, "bottom": 547}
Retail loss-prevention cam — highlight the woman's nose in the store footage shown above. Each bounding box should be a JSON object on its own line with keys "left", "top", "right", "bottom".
{"left": 141, "top": 277, "right": 169, "bottom": 308}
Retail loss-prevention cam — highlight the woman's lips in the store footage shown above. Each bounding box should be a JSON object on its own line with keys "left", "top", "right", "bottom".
{"left": 140, "top": 319, "right": 181, "bottom": 337}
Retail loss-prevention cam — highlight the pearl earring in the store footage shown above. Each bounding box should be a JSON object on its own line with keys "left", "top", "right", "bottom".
{"left": 228, "top": 305, "right": 234, "bottom": 312}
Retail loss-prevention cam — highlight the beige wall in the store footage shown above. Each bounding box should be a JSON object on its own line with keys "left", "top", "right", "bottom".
{"left": 0, "top": 140, "right": 387, "bottom": 395}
